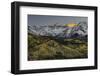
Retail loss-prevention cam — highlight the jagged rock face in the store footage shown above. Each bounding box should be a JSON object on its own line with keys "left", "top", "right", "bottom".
{"left": 28, "top": 22, "right": 87, "bottom": 38}
{"left": 75, "top": 22, "right": 87, "bottom": 36}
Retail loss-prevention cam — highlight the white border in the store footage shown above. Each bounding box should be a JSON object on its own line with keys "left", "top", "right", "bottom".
{"left": 20, "top": 6, "right": 95, "bottom": 70}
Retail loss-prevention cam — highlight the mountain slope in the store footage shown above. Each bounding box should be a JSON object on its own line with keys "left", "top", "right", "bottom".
{"left": 28, "top": 33, "right": 88, "bottom": 60}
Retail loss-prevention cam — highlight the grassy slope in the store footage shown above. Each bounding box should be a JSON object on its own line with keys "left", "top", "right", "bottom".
{"left": 28, "top": 33, "right": 88, "bottom": 61}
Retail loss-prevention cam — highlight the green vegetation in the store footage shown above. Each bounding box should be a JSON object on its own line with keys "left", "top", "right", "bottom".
{"left": 28, "top": 33, "right": 88, "bottom": 61}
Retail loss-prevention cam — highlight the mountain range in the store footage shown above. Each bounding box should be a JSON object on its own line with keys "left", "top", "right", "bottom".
{"left": 28, "top": 22, "right": 88, "bottom": 60}
{"left": 28, "top": 22, "right": 87, "bottom": 39}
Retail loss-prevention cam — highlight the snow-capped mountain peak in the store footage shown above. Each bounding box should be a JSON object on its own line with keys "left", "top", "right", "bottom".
{"left": 28, "top": 22, "right": 87, "bottom": 38}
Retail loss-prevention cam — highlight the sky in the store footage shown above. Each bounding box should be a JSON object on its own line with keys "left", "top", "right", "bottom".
{"left": 28, "top": 15, "right": 88, "bottom": 26}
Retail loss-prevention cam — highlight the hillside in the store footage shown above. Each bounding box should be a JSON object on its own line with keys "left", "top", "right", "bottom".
{"left": 28, "top": 33, "right": 88, "bottom": 61}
